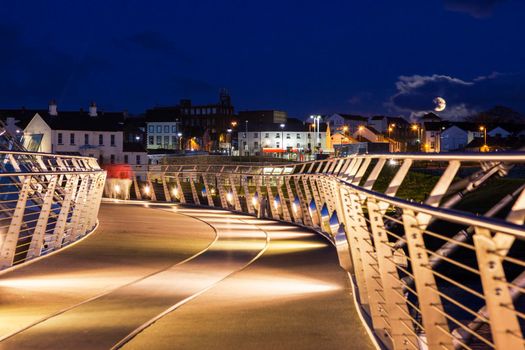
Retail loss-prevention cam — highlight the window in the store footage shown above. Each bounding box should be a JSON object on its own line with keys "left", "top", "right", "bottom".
{"left": 253, "top": 133, "right": 258, "bottom": 138}
{"left": 297, "top": 133, "right": 301, "bottom": 139}
{"left": 171, "top": 125, "right": 177, "bottom": 133}
{"left": 110, "top": 154, "right": 115, "bottom": 164}
{"left": 99, "top": 134, "right": 103, "bottom": 145}
{"left": 70, "top": 133, "right": 75, "bottom": 145}
{"left": 431, "top": 142, "right": 435, "bottom": 148}
{"left": 157, "top": 125, "right": 162, "bottom": 133}
{"left": 276, "top": 142, "right": 280, "bottom": 148}
{"left": 164, "top": 126, "right": 169, "bottom": 133}
{"left": 84, "top": 134, "right": 89, "bottom": 145}
{"left": 308, "top": 133, "right": 311, "bottom": 139}
{"left": 148, "top": 136, "right": 154, "bottom": 145}
{"left": 148, "top": 125, "right": 154, "bottom": 133}
{"left": 172, "top": 136, "right": 177, "bottom": 146}
{"left": 297, "top": 143, "right": 301, "bottom": 148}
{"left": 136, "top": 155, "right": 141, "bottom": 165}
{"left": 276, "top": 133, "right": 280, "bottom": 138}
{"left": 242, "top": 133, "right": 246, "bottom": 138}
{"left": 254, "top": 141, "right": 259, "bottom": 148}
{"left": 110, "top": 134, "right": 115, "bottom": 146}
{"left": 124, "top": 155, "right": 129, "bottom": 164}
{"left": 164, "top": 136, "right": 169, "bottom": 147}
{"left": 156, "top": 136, "right": 161, "bottom": 145}
{"left": 57, "top": 133, "right": 63, "bottom": 145}
{"left": 265, "top": 133, "right": 269, "bottom": 138}
{"left": 286, "top": 133, "right": 290, "bottom": 139}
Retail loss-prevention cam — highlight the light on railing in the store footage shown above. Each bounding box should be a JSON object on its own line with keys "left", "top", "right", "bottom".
{"left": 144, "top": 185, "right": 151, "bottom": 195}
{"left": 388, "top": 159, "right": 398, "bottom": 166}
{"left": 226, "top": 192, "right": 234, "bottom": 204}
{"left": 114, "top": 184, "right": 121, "bottom": 194}
{"left": 172, "top": 187, "right": 179, "bottom": 199}
{"left": 252, "top": 192, "right": 259, "bottom": 208}
{"left": 210, "top": 187, "right": 216, "bottom": 195}
{"left": 292, "top": 202, "right": 298, "bottom": 214}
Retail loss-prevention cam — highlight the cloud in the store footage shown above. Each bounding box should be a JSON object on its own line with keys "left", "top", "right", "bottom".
{"left": 443, "top": 0, "right": 506, "bottom": 18}
{"left": 120, "top": 31, "right": 192, "bottom": 63}
{"left": 388, "top": 72, "right": 525, "bottom": 120}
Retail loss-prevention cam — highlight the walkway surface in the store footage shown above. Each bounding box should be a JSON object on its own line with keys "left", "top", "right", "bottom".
{"left": 0, "top": 202, "right": 374, "bottom": 350}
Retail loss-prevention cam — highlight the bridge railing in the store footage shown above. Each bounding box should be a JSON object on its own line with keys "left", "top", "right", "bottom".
{"left": 123, "top": 153, "right": 525, "bottom": 350}
{"left": 0, "top": 150, "right": 106, "bottom": 270}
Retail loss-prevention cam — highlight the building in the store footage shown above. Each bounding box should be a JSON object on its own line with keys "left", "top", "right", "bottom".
{"left": 440, "top": 123, "right": 483, "bottom": 152}
{"left": 421, "top": 122, "right": 445, "bottom": 152}
{"left": 145, "top": 90, "right": 235, "bottom": 151}
{"left": 324, "top": 113, "right": 368, "bottom": 134}
{"left": 22, "top": 101, "right": 146, "bottom": 167}
{"left": 237, "top": 118, "right": 327, "bottom": 158}
{"left": 488, "top": 126, "right": 511, "bottom": 138}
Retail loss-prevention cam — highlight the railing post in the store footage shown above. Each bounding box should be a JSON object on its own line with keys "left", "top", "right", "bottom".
{"left": 229, "top": 174, "right": 242, "bottom": 211}
{"left": 189, "top": 174, "right": 201, "bottom": 205}
{"left": 161, "top": 173, "right": 172, "bottom": 202}
{"left": 473, "top": 228, "right": 525, "bottom": 350}
{"left": 293, "top": 176, "right": 313, "bottom": 226}
{"left": 175, "top": 174, "right": 185, "bottom": 204}
{"left": 242, "top": 176, "right": 253, "bottom": 214}
{"left": 68, "top": 174, "right": 90, "bottom": 243}
{"left": 51, "top": 175, "right": 79, "bottom": 249}
{"left": 402, "top": 209, "right": 452, "bottom": 349}
{"left": 367, "top": 198, "right": 418, "bottom": 350}
{"left": 276, "top": 177, "right": 291, "bottom": 221}
{"left": 27, "top": 175, "right": 58, "bottom": 259}
{"left": 145, "top": 172, "right": 157, "bottom": 201}
{"left": 202, "top": 175, "right": 215, "bottom": 207}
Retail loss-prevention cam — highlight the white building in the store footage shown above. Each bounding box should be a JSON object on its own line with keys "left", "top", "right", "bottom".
{"left": 146, "top": 121, "right": 181, "bottom": 150}
{"left": 237, "top": 119, "right": 327, "bottom": 157}
{"left": 440, "top": 124, "right": 483, "bottom": 152}
{"left": 23, "top": 101, "right": 146, "bottom": 167}
{"left": 488, "top": 126, "right": 511, "bottom": 138}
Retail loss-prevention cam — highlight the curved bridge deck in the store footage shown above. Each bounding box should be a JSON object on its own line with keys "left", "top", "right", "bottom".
{"left": 0, "top": 202, "right": 373, "bottom": 350}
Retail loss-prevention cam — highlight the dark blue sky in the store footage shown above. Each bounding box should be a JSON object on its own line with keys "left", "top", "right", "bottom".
{"left": 1, "top": 0, "right": 524, "bottom": 119}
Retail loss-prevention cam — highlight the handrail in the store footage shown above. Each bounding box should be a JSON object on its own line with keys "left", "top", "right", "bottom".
{"left": 121, "top": 153, "right": 525, "bottom": 350}
{"left": 0, "top": 151, "right": 106, "bottom": 270}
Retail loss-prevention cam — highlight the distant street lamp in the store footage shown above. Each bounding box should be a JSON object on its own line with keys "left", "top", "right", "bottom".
{"left": 309, "top": 115, "right": 321, "bottom": 152}
{"left": 177, "top": 132, "right": 183, "bottom": 150}
{"left": 358, "top": 125, "right": 364, "bottom": 141}
{"left": 280, "top": 123, "right": 285, "bottom": 158}
{"left": 227, "top": 128, "right": 233, "bottom": 155}
{"left": 479, "top": 126, "right": 487, "bottom": 152}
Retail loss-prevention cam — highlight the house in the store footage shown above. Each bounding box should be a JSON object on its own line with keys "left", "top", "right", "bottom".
{"left": 421, "top": 122, "right": 445, "bottom": 152}
{"left": 368, "top": 116, "right": 409, "bottom": 133}
{"left": 324, "top": 113, "right": 367, "bottom": 134}
{"left": 23, "top": 101, "right": 146, "bottom": 167}
{"left": 237, "top": 118, "right": 327, "bottom": 158}
{"left": 440, "top": 123, "right": 483, "bottom": 152}
{"left": 488, "top": 126, "right": 511, "bottom": 138}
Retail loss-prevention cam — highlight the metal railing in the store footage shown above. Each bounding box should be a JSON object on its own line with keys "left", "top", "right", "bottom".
{"left": 116, "top": 153, "right": 525, "bottom": 350}
{"left": 0, "top": 150, "right": 106, "bottom": 270}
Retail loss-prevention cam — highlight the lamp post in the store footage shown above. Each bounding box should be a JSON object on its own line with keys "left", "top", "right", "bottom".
{"left": 280, "top": 123, "right": 285, "bottom": 158}
{"left": 177, "top": 132, "right": 183, "bottom": 150}
{"left": 310, "top": 115, "right": 321, "bottom": 152}
{"left": 358, "top": 125, "right": 364, "bottom": 142}
{"left": 227, "top": 128, "right": 233, "bottom": 155}
{"left": 479, "top": 126, "right": 487, "bottom": 152}
{"left": 411, "top": 124, "right": 420, "bottom": 151}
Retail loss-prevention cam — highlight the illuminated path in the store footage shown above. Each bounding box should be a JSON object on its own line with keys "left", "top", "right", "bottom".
{"left": 0, "top": 202, "right": 373, "bottom": 350}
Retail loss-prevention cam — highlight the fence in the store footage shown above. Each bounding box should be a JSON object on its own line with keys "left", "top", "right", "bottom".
{"left": 0, "top": 151, "right": 106, "bottom": 270}
{"left": 115, "top": 153, "right": 525, "bottom": 350}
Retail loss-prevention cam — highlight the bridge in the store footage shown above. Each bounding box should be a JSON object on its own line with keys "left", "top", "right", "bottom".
{"left": 1, "top": 148, "right": 525, "bottom": 350}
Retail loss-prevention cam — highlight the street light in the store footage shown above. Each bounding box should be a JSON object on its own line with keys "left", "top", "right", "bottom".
{"left": 280, "top": 123, "right": 285, "bottom": 158}
{"left": 358, "top": 125, "right": 364, "bottom": 141}
{"left": 227, "top": 128, "right": 233, "bottom": 155}
{"left": 309, "top": 115, "right": 321, "bottom": 152}
{"left": 177, "top": 132, "right": 183, "bottom": 150}
{"left": 479, "top": 126, "right": 487, "bottom": 152}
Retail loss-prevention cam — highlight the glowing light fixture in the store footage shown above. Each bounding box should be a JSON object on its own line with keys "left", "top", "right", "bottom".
{"left": 114, "top": 184, "right": 121, "bottom": 194}
{"left": 144, "top": 185, "right": 151, "bottom": 195}
{"left": 172, "top": 187, "right": 179, "bottom": 198}
{"left": 226, "top": 192, "right": 234, "bottom": 204}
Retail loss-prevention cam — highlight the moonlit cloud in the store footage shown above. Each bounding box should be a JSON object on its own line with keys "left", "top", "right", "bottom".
{"left": 388, "top": 72, "right": 525, "bottom": 120}
{"left": 443, "top": 0, "right": 507, "bottom": 18}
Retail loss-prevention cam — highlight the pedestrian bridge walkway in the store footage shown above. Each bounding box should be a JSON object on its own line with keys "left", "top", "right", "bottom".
{"left": 0, "top": 202, "right": 374, "bottom": 350}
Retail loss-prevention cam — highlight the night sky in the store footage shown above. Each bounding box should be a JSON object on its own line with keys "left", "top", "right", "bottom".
{"left": 1, "top": 0, "right": 524, "bottom": 119}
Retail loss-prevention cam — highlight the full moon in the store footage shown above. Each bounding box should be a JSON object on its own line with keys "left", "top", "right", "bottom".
{"left": 433, "top": 97, "right": 446, "bottom": 112}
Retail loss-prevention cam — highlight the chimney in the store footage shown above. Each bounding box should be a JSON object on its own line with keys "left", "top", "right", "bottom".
{"left": 89, "top": 101, "right": 98, "bottom": 117}
{"left": 49, "top": 99, "right": 58, "bottom": 116}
